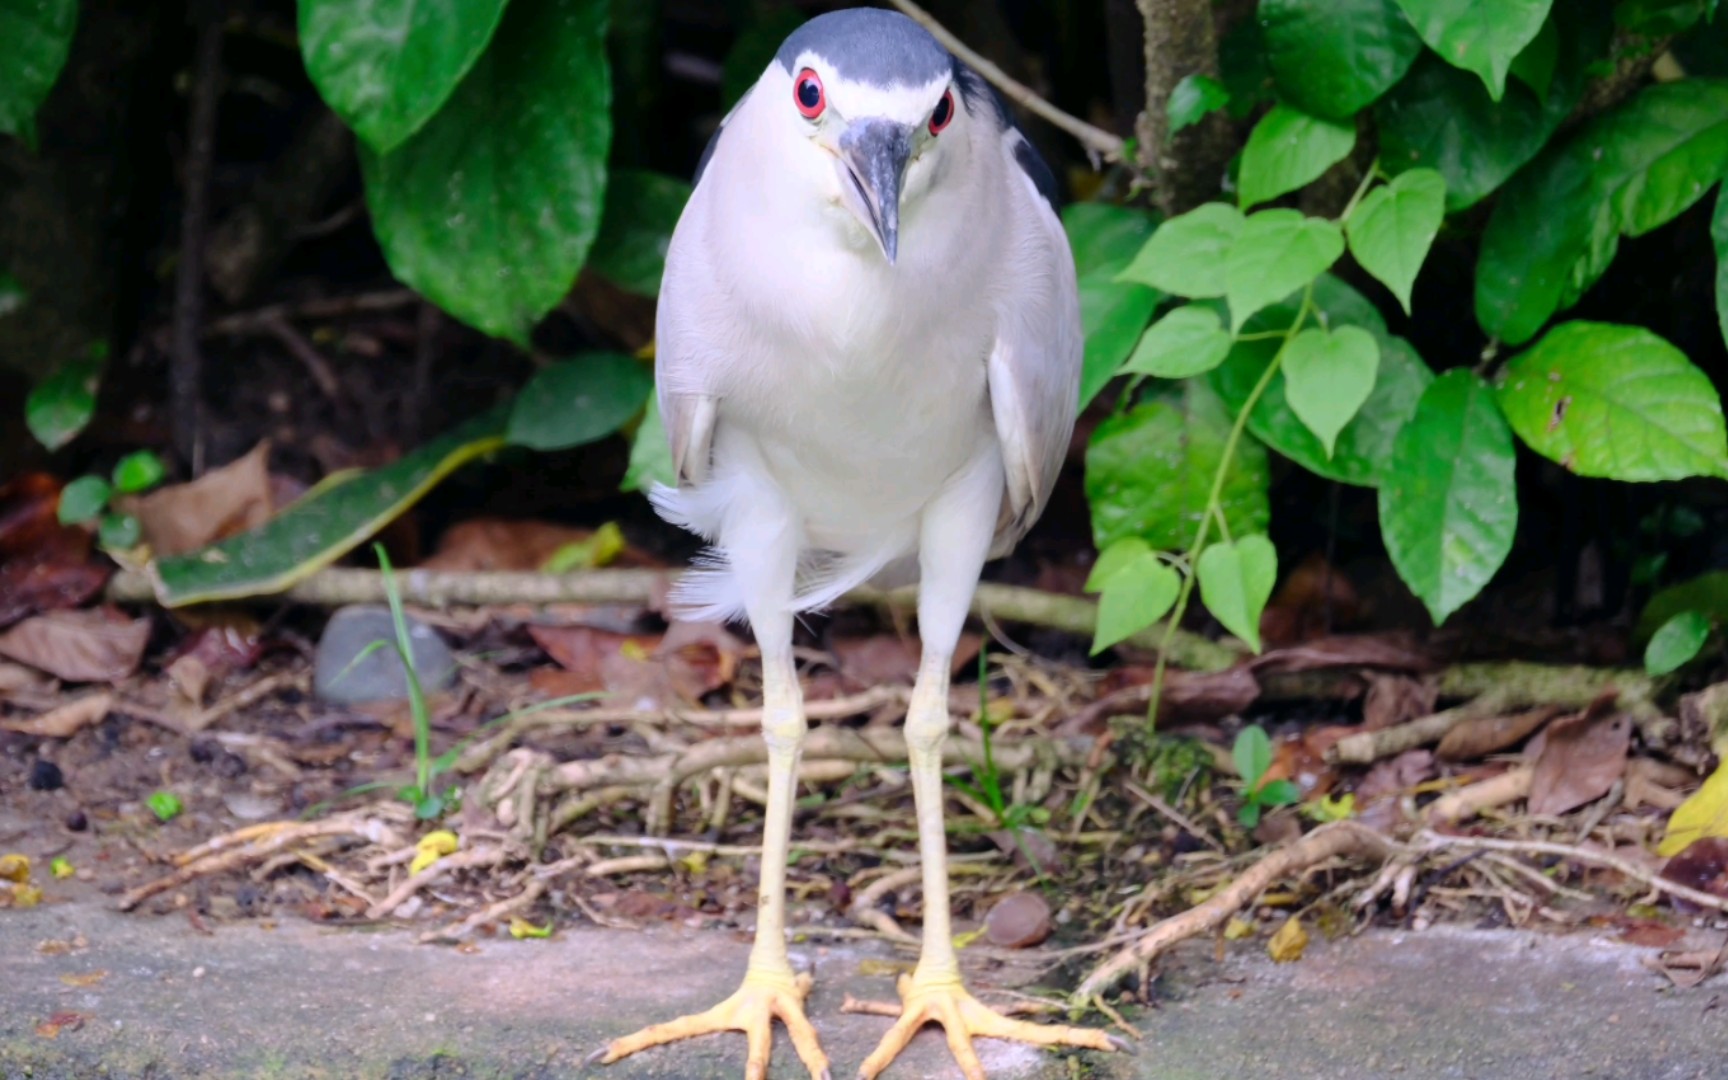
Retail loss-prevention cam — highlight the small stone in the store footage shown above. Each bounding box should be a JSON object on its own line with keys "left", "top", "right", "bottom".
{"left": 983, "top": 891, "right": 1052, "bottom": 949}
{"left": 28, "top": 760, "right": 64, "bottom": 791}
{"left": 222, "top": 792, "right": 280, "bottom": 821}
{"left": 313, "top": 605, "right": 457, "bottom": 704}
{"left": 64, "top": 810, "right": 88, "bottom": 832}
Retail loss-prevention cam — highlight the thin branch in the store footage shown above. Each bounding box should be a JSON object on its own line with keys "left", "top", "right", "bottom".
{"left": 171, "top": 0, "right": 225, "bottom": 474}
{"left": 886, "top": 0, "right": 1126, "bottom": 163}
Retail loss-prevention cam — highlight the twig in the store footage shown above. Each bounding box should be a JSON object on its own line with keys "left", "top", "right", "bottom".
{"left": 261, "top": 311, "right": 342, "bottom": 402}
{"left": 1123, "top": 780, "right": 1224, "bottom": 853}
{"left": 1076, "top": 822, "right": 1396, "bottom": 997}
{"left": 885, "top": 0, "right": 1126, "bottom": 163}
{"left": 420, "top": 879, "right": 546, "bottom": 942}
{"left": 1411, "top": 831, "right": 1728, "bottom": 914}
{"left": 1424, "top": 766, "right": 1532, "bottom": 825}
{"left": 171, "top": 0, "right": 226, "bottom": 473}
{"left": 117, "top": 815, "right": 400, "bottom": 911}
{"left": 367, "top": 846, "right": 507, "bottom": 919}
{"left": 1332, "top": 689, "right": 1516, "bottom": 765}
{"left": 205, "top": 289, "right": 420, "bottom": 337}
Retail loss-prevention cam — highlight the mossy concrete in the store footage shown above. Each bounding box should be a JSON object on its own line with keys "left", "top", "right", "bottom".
{"left": 2, "top": 897, "right": 1723, "bottom": 1079}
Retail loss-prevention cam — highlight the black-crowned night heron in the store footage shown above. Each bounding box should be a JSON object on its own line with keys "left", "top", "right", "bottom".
{"left": 598, "top": 10, "right": 1114, "bottom": 1078}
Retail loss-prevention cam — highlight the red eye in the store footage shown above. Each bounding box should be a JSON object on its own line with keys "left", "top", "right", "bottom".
{"left": 794, "top": 68, "right": 824, "bottom": 119}
{"left": 929, "top": 89, "right": 954, "bottom": 135}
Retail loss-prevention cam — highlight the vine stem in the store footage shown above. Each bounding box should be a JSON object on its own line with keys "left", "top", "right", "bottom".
{"left": 1145, "top": 284, "right": 1317, "bottom": 723}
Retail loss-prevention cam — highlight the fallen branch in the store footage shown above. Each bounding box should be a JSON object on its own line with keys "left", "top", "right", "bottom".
{"left": 1075, "top": 822, "right": 1396, "bottom": 997}
{"left": 107, "top": 568, "right": 1241, "bottom": 672}
{"left": 1424, "top": 766, "right": 1533, "bottom": 825}
{"left": 886, "top": 0, "right": 1127, "bottom": 163}
{"left": 1410, "top": 831, "right": 1728, "bottom": 914}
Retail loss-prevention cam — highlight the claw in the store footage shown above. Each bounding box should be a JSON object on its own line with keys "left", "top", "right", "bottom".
{"left": 595, "top": 971, "right": 829, "bottom": 1079}
{"left": 857, "top": 975, "right": 1118, "bottom": 1080}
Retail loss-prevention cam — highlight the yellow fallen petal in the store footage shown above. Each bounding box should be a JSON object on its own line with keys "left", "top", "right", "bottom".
{"left": 952, "top": 928, "right": 984, "bottom": 950}
{"left": 1659, "top": 758, "right": 1728, "bottom": 856}
{"left": 1223, "top": 917, "right": 1254, "bottom": 940}
{"left": 1268, "top": 916, "right": 1309, "bottom": 963}
{"left": 50, "top": 857, "right": 73, "bottom": 879}
{"left": 418, "top": 830, "right": 459, "bottom": 855}
{"left": 509, "top": 917, "right": 553, "bottom": 939}
{"left": 7, "top": 883, "right": 43, "bottom": 908}
{"left": 0, "top": 854, "right": 29, "bottom": 884}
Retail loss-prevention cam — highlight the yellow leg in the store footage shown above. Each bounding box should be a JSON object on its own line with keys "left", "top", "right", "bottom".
{"left": 595, "top": 650, "right": 830, "bottom": 1080}
{"left": 857, "top": 653, "right": 1118, "bottom": 1080}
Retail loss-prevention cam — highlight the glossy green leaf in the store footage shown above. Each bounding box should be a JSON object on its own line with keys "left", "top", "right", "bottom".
{"left": 1509, "top": 17, "right": 1559, "bottom": 100}
{"left": 1224, "top": 210, "right": 1344, "bottom": 329}
{"left": 1260, "top": 0, "right": 1423, "bottom": 118}
{"left": 299, "top": 0, "right": 508, "bottom": 152}
{"left": 112, "top": 451, "right": 166, "bottom": 495}
{"left": 25, "top": 348, "right": 103, "bottom": 452}
{"left": 0, "top": 272, "right": 25, "bottom": 317}
{"left": 1714, "top": 186, "right": 1728, "bottom": 351}
{"left": 1233, "top": 724, "right": 1273, "bottom": 786}
{"left": 1116, "top": 202, "right": 1242, "bottom": 298}
{"left": 1219, "top": 16, "right": 1274, "bottom": 120}
{"left": 1639, "top": 571, "right": 1728, "bottom": 644}
{"left": 1615, "top": 0, "right": 1708, "bottom": 33}
{"left": 56, "top": 475, "right": 109, "bottom": 525}
{"left": 1209, "top": 277, "right": 1433, "bottom": 487}
{"left": 1065, "top": 203, "right": 1163, "bottom": 408}
{"left": 1085, "top": 537, "right": 1152, "bottom": 593}
{"left": 0, "top": 0, "right": 76, "bottom": 139}
{"left": 1085, "top": 380, "right": 1270, "bottom": 552}
{"left": 98, "top": 513, "right": 141, "bottom": 551}
{"left": 1645, "top": 610, "right": 1712, "bottom": 675}
{"left": 587, "top": 170, "right": 692, "bottom": 297}
{"left": 1197, "top": 535, "right": 1278, "bottom": 653}
{"left": 1477, "top": 80, "right": 1728, "bottom": 345}
{"left": 1394, "top": 0, "right": 1552, "bottom": 100}
{"left": 1238, "top": 105, "right": 1357, "bottom": 209}
{"left": 1345, "top": 169, "right": 1446, "bottom": 314}
{"left": 1378, "top": 370, "right": 1517, "bottom": 625}
{"left": 508, "top": 353, "right": 655, "bottom": 451}
{"left": 1168, "top": 74, "right": 1230, "bottom": 136}
{"left": 621, "top": 391, "right": 675, "bottom": 493}
{"left": 1281, "top": 326, "right": 1380, "bottom": 457}
{"left": 362, "top": 0, "right": 612, "bottom": 344}
{"left": 1092, "top": 551, "right": 1182, "bottom": 654}
{"left": 1497, "top": 321, "right": 1728, "bottom": 480}
{"left": 1375, "top": 12, "right": 1606, "bottom": 211}
{"left": 1121, "top": 305, "right": 1234, "bottom": 379}
{"left": 153, "top": 409, "right": 509, "bottom": 606}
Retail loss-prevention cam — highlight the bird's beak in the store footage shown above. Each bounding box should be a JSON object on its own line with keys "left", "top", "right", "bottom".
{"left": 836, "top": 119, "right": 913, "bottom": 264}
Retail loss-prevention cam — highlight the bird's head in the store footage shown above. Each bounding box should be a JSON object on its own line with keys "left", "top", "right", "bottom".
{"left": 762, "top": 10, "right": 970, "bottom": 265}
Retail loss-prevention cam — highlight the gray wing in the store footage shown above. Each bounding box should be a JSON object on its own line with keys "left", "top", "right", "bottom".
{"left": 986, "top": 130, "right": 1082, "bottom": 553}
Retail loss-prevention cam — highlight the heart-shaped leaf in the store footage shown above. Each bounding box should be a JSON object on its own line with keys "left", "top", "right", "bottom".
{"left": 1345, "top": 169, "right": 1446, "bottom": 313}
{"left": 1066, "top": 203, "right": 1163, "bottom": 407}
{"left": 1121, "top": 305, "right": 1234, "bottom": 379}
{"left": 1225, "top": 211, "right": 1344, "bottom": 329}
{"left": 1116, "top": 202, "right": 1242, "bottom": 298}
{"left": 1239, "top": 105, "right": 1357, "bottom": 209}
{"left": 0, "top": 0, "right": 77, "bottom": 139}
{"left": 1281, "top": 326, "right": 1380, "bottom": 456}
{"left": 1197, "top": 535, "right": 1278, "bottom": 653}
{"left": 1092, "top": 550, "right": 1182, "bottom": 654}
{"left": 1393, "top": 0, "right": 1553, "bottom": 100}
{"left": 1260, "top": 0, "right": 1423, "bottom": 118}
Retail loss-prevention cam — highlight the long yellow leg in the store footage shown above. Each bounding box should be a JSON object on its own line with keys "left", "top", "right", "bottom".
{"left": 595, "top": 649, "right": 830, "bottom": 1080}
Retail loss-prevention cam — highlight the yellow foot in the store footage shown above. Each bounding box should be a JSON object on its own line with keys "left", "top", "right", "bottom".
{"left": 590, "top": 970, "right": 831, "bottom": 1080}
{"left": 857, "top": 974, "right": 1122, "bottom": 1080}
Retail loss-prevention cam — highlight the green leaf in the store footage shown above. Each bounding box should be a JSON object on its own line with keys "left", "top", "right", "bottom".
{"left": 1209, "top": 277, "right": 1434, "bottom": 487}
{"left": 1497, "top": 321, "right": 1728, "bottom": 480}
{"left": 1393, "top": 0, "right": 1552, "bottom": 100}
{"left": 153, "top": 409, "right": 509, "bottom": 606}
{"left": 1645, "top": 610, "right": 1712, "bottom": 675}
{"left": 1640, "top": 571, "right": 1728, "bottom": 643}
{"left": 1197, "top": 535, "right": 1277, "bottom": 653}
{"left": 56, "top": 476, "right": 110, "bottom": 525}
{"left": 1714, "top": 186, "right": 1728, "bottom": 351}
{"left": 112, "top": 451, "right": 166, "bottom": 495}
{"left": 1085, "top": 537, "right": 1152, "bottom": 593}
{"left": 0, "top": 272, "right": 25, "bottom": 317}
{"left": 1375, "top": 12, "right": 1606, "bottom": 211}
{"left": 587, "top": 170, "right": 692, "bottom": 298}
{"left": 1238, "top": 106, "right": 1357, "bottom": 210}
{"left": 1615, "top": 0, "right": 1708, "bottom": 34}
{"left": 1224, "top": 210, "right": 1344, "bottom": 329}
{"left": 1065, "top": 203, "right": 1163, "bottom": 408}
{"left": 25, "top": 348, "right": 104, "bottom": 452}
{"left": 1378, "top": 370, "right": 1517, "bottom": 625}
{"left": 0, "top": 0, "right": 77, "bottom": 139}
{"left": 299, "top": 0, "right": 508, "bottom": 152}
{"left": 1260, "top": 0, "right": 1424, "bottom": 119}
{"left": 98, "top": 512, "right": 141, "bottom": 551}
{"left": 1116, "top": 202, "right": 1242, "bottom": 298}
{"left": 1345, "top": 169, "right": 1446, "bottom": 314}
{"left": 620, "top": 391, "right": 675, "bottom": 493}
{"left": 1085, "top": 380, "right": 1270, "bottom": 551}
{"left": 1476, "top": 80, "right": 1728, "bottom": 345}
{"left": 1121, "top": 305, "right": 1234, "bottom": 379}
{"left": 1281, "top": 326, "right": 1380, "bottom": 456}
{"left": 146, "top": 790, "right": 183, "bottom": 823}
{"left": 1219, "top": 16, "right": 1274, "bottom": 120}
{"left": 508, "top": 353, "right": 654, "bottom": 451}
{"left": 1259, "top": 778, "right": 1303, "bottom": 805}
{"left": 1091, "top": 551, "right": 1182, "bottom": 654}
{"left": 1168, "top": 74, "right": 1230, "bottom": 136}
{"left": 1233, "top": 724, "right": 1273, "bottom": 787}
{"left": 1509, "top": 17, "right": 1560, "bottom": 100}
{"left": 362, "top": 0, "right": 612, "bottom": 344}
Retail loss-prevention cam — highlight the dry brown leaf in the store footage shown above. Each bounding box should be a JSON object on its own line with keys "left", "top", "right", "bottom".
{"left": 0, "top": 473, "right": 108, "bottom": 628}
{"left": 830, "top": 632, "right": 983, "bottom": 688}
{"left": 34, "top": 1011, "right": 86, "bottom": 1038}
{"left": 0, "top": 692, "right": 112, "bottom": 737}
{"left": 423, "top": 517, "right": 665, "bottom": 571}
{"left": 1625, "top": 758, "right": 1694, "bottom": 812}
{"left": 1357, "top": 749, "right": 1436, "bottom": 803}
{"left": 1156, "top": 664, "right": 1261, "bottom": 722}
{"left": 0, "top": 660, "right": 51, "bottom": 696}
{"left": 58, "top": 971, "right": 107, "bottom": 988}
{"left": 1660, "top": 837, "right": 1728, "bottom": 900}
{"left": 1362, "top": 673, "right": 1437, "bottom": 732}
{"left": 0, "top": 610, "right": 149, "bottom": 682}
{"left": 1249, "top": 633, "right": 1429, "bottom": 676}
{"left": 1618, "top": 921, "right": 1686, "bottom": 949}
{"left": 1527, "top": 695, "right": 1630, "bottom": 816}
{"left": 116, "top": 441, "right": 273, "bottom": 556}
{"left": 1436, "top": 705, "right": 1563, "bottom": 762}
{"left": 1643, "top": 937, "right": 1728, "bottom": 989}
{"left": 1260, "top": 553, "right": 1361, "bottom": 646}
{"left": 658, "top": 620, "right": 748, "bottom": 700}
